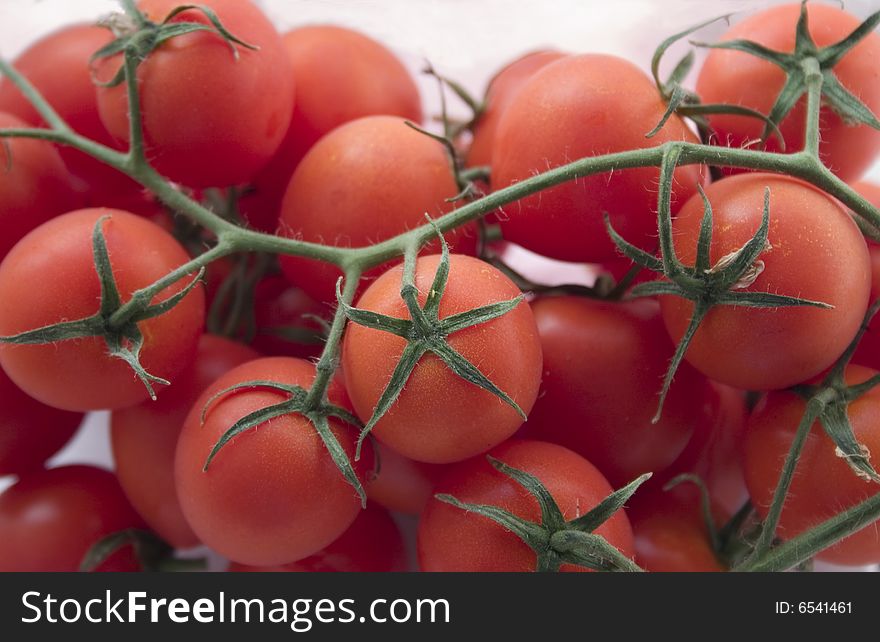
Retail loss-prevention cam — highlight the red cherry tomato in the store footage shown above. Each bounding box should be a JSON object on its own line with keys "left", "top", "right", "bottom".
{"left": 175, "top": 357, "right": 371, "bottom": 566}
{"left": 850, "top": 181, "right": 880, "bottom": 371}
{"left": 111, "top": 335, "right": 258, "bottom": 549}
{"left": 0, "top": 465, "right": 145, "bottom": 571}
{"left": 250, "top": 276, "right": 328, "bottom": 359}
{"left": 95, "top": 0, "right": 294, "bottom": 188}
{"left": 697, "top": 3, "right": 880, "bottom": 182}
{"left": 492, "top": 54, "right": 703, "bottom": 263}
{"left": 744, "top": 365, "right": 880, "bottom": 566}
{"left": 0, "top": 208, "right": 205, "bottom": 411}
{"left": 368, "top": 443, "right": 450, "bottom": 516}
{"left": 661, "top": 173, "right": 870, "bottom": 390}
{"left": 342, "top": 254, "right": 542, "bottom": 464}
{"left": 418, "top": 440, "right": 635, "bottom": 572}
{"left": 228, "top": 506, "right": 407, "bottom": 572}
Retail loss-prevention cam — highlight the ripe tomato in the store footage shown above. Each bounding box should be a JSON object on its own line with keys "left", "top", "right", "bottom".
{"left": 491, "top": 54, "right": 703, "bottom": 263}
{"left": 661, "top": 173, "right": 870, "bottom": 391}
{"left": 111, "top": 335, "right": 258, "bottom": 549}
{"left": 467, "top": 50, "right": 566, "bottom": 170}
{"left": 228, "top": 506, "right": 407, "bottom": 572}
{"left": 278, "top": 115, "right": 477, "bottom": 305}
{"left": 696, "top": 3, "right": 880, "bottom": 182}
{"left": 95, "top": 0, "right": 294, "bottom": 188}
{"left": 744, "top": 365, "right": 880, "bottom": 566}
{"left": 367, "top": 443, "right": 450, "bottom": 515}
{"left": 0, "top": 208, "right": 205, "bottom": 411}
{"left": 0, "top": 367, "right": 82, "bottom": 477}
{"left": 175, "top": 357, "right": 371, "bottom": 566}
{"left": 250, "top": 276, "right": 328, "bottom": 359}
{"left": 0, "top": 24, "right": 135, "bottom": 196}
{"left": 418, "top": 440, "right": 635, "bottom": 572}
{"left": 850, "top": 181, "right": 880, "bottom": 370}
{"left": 342, "top": 254, "right": 542, "bottom": 464}
{"left": 524, "top": 297, "right": 708, "bottom": 487}
{"left": 0, "top": 465, "right": 145, "bottom": 571}
{"left": 240, "top": 25, "right": 422, "bottom": 232}
{"left": 0, "top": 111, "right": 78, "bottom": 259}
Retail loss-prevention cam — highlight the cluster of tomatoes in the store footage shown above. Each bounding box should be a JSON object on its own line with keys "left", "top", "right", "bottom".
{"left": 1, "top": 0, "right": 880, "bottom": 573}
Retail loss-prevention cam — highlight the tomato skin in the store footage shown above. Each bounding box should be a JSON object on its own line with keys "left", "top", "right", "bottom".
{"left": 0, "top": 112, "right": 78, "bottom": 260}
{"left": 111, "top": 335, "right": 258, "bottom": 549}
{"left": 0, "top": 208, "right": 205, "bottom": 411}
{"left": 418, "top": 440, "right": 635, "bottom": 572}
{"left": 466, "top": 50, "right": 566, "bottom": 170}
{"left": 744, "top": 366, "right": 880, "bottom": 566}
{"left": 240, "top": 25, "right": 422, "bottom": 232}
{"left": 250, "top": 276, "right": 328, "bottom": 359}
{"left": 228, "top": 506, "right": 407, "bottom": 572}
{"left": 0, "top": 367, "right": 83, "bottom": 477}
{"left": 278, "top": 115, "right": 477, "bottom": 305}
{"left": 0, "top": 465, "right": 145, "bottom": 572}
{"left": 175, "top": 357, "right": 371, "bottom": 566}
{"left": 524, "top": 297, "right": 708, "bottom": 487}
{"left": 491, "top": 54, "right": 703, "bottom": 263}
{"left": 96, "top": 0, "right": 294, "bottom": 189}
{"left": 697, "top": 3, "right": 880, "bottom": 182}
{"left": 367, "top": 443, "right": 450, "bottom": 515}
{"left": 850, "top": 181, "right": 880, "bottom": 371}
{"left": 0, "top": 24, "right": 135, "bottom": 196}
{"left": 661, "top": 173, "right": 870, "bottom": 391}
{"left": 342, "top": 254, "right": 542, "bottom": 464}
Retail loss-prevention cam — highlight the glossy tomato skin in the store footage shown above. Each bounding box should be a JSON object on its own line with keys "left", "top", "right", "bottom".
{"left": 240, "top": 25, "right": 422, "bottom": 232}
{"left": 0, "top": 111, "right": 78, "bottom": 260}
{"left": 850, "top": 181, "right": 880, "bottom": 370}
{"left": 0, "top": 24, "right": 135, "bottom": 196}
{"left": 491, "top": 54, "right": 703, "bottom": 263}
{"left": 111, "top": 335, "right": 258, "bottom": 549}
{"left": 0, "top": 367, "right": 83, "bottom": 476}
{"left": 250, "top": 276, "right": 328, "bottom": 359}
{"left": 744, "top": 366, "right": 880, "bottom": 566}
{"left": 342, "top": 254, "right": 542, "bottom": 464}
{"left": 525, "top": 297, "right": 709, "bottom": 487}
{"left": 367, "top": 443, "right": 450, "bottom": 515}
{"left": 697, "top": 3, "right": 880, "bottom": 182}
{"left": 0, "top": 465, "right": 145, "bottom": 572}
{"left": 96, "top": 0, "right": 294, "bottom": 188}
{"left": 0, "top": 208, "right": 205, "bottom": 411}
{"left": 466, "top": 50, "right": 566, "bottom": 170}
{"left": 661, "top": 173, "right": 870, "bottom": 391}
{"left": 418, "top": 440, "right": 635, "bottom": 572}
{"left": 175, "top": 357, "right": 372, "bottom": 566}
{"left": 228, "top": 506, "right": 407, "bottom": 572}
{"left": 278, "top": 115, "right": 477, "bottom": 305}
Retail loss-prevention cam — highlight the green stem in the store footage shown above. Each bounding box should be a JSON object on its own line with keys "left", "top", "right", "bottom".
{"left": 801, "top": 57, "right": 823, "bottom": 159}
{"left": 122, "top": 48, "right": 147, "bottom": 170}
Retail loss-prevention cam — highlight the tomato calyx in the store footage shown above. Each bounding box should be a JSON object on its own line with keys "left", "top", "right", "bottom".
{"left": 92, "top": 0, "right": 259, "bottom": 88}
{"left": 199, "top": 378, "right": 368, "bottom": 504}
{"left": 437, "top": 457, "right": 648, "bottom": 572}
{"left": 81, "top": 528, "right": 206, "bottom": 572}
{"left": 0, "top": 216, "right": 203, "bottom": 400}
{"left": 338, "top": 230, "right": 526, "bottom": 458}
{"left": 607, "top": 148, "right": 830, "bottom": 422}
{"left": 691, "top": 1, "right": 880, "bottom": 144}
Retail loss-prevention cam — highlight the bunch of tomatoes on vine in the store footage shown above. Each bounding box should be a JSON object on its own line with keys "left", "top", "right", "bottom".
{"left": 1, "top": 0, "right": 880, "bottom": 574}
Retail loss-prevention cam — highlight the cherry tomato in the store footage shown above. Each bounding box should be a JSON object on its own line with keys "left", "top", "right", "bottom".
{"left": 110, "top": 335, "right": 258, "bottom": 549}
{"left": 240, "top": 25, "right": 422, "bottom": 232}
{"left": 661, "top": 173, "right": 870, "bottom": 391}
{"left": 0, "top": 465, "right": 145, "bottom": 571}
{"left": 175, "top": 357, "right": 371, "bottom": 566}
{"left": 850, "top": 181, "right": 880, "bottom": 371}
{"left": 278, "top": 115, "right": 478, "bottom": 305}
{"left": 368, "top": 443, "right": 450, "bottom": 515}
{"left": 697, "top": 3, "right": 880, "bottom": 182}
{"left": 342, "top": 254, "right": 542, "bottom": 464}
{"left": 525, "top": 297, "right": 708, "bottom": 487}
{"left": 95, "top": 0, "right": 294, "bottom": 188}
{"left": 0, "top": 208, "right": 205, "bottom": 411}
{"left": 228, "top": 506, "right": 407, "bottom": 572}
{"left": 466, "top": 49, "right": 566, "bottom": 169}
{"left": 744, "top": 365, "right": 880, "bottom": 566}
{"left": 0, "top": 366, "right": 82, "bottom": 477}
{"left": 250, "top": 276, "right": 328, "bottom": 359}
{"left": 418, "top": 440, "right": 635, "bottom": 572}
{"left": 0, "top": 111, "right": 78, "bottom": 260}
{"left": 491, "top": 54, "right": 703, "bottom": 263}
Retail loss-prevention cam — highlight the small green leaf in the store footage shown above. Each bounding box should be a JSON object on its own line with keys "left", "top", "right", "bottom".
{"left": 311, "top": 414, "right": 367, "bottom": 505}
{"left": 435, "top": 494, "right": 548, "bottom": 545}
{"left": 488, "top": 457, "right": 566, "bottom": 531}
{"left": 819, "top": 402, "right": 880, "bottom": 482}
{"left": 568, "top": 473, "right": 652, "bottom": 533}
